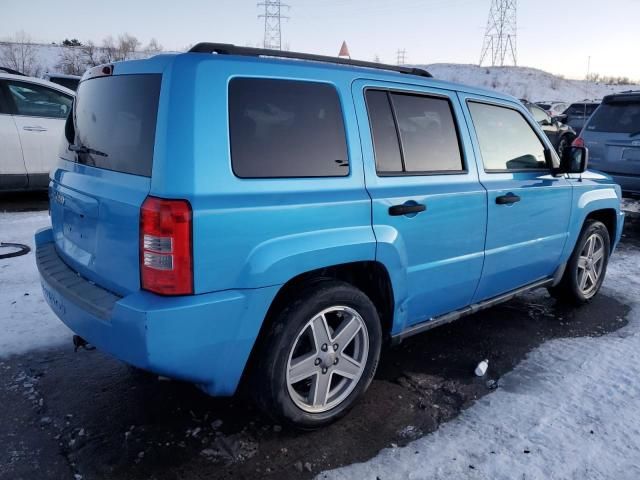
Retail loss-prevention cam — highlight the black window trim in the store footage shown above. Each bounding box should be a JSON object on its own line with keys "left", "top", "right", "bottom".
{"left": 4, "top": 79, "right": 73, "bottom": 119}
{"left": 466, "top": 98, "right": 556, "bottom": 174}
{"left": 228, "top": 76, "right": 351, "bottom": 180}
{"left": 0, "top": 81, "right": 12, "bottom": 115}
{"left": 364, "top": 86, "right": 468, "bottom": 177}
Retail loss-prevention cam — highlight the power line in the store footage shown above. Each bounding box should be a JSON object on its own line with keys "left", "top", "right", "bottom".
{"left": 396, "top": 49, "right": 407, "bottom": 65}
{"left": 258, "top": 0, "right": 290, "bottom": 50}
{"left": 479, "top": 0, "right": 517, "bottom": 67}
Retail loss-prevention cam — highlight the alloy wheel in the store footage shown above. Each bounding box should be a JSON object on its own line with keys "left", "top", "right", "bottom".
{"left": 286, "top": 306, "right": 369, "bottom": 413}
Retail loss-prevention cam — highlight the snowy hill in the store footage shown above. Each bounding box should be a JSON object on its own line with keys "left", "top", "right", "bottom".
{"left": 5, "top": 43, "right": 639, "bottom": 104}
{"left": 420, "top": 63, "right": 640, "bottom": 103}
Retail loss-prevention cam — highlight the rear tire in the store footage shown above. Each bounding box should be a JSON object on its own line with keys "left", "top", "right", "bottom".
{"left": 253, "top": 280, "right": 382, "bottom": 429}
{"left": 548, "top": 220, "right": 610, "bottom": 304}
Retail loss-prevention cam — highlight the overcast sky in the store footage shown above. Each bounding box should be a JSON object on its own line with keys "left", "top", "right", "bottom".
{"left": 3, "top": 0, "right": 639, "bottom": 80}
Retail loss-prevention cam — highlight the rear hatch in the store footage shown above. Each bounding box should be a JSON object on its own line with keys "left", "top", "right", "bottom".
{"left": 50, "top": 71, "right": 162, "bottom": 296}
{"left": 583, "top": 95, "right": 640, "bottom": 176}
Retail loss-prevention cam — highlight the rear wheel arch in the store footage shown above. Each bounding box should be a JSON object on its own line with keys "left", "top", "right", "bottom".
{"left": 238, "top": 261, "right": 395, "bottom": 391}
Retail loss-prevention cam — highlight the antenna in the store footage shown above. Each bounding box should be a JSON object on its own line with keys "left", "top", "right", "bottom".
{"left": 258, "top": 0, "right": 290, "bottom": 50}
{"left": 479, "top": 0, "right": 517, "bottom": 66}
{"left": 396, "top": 49, "right": 407, "bottom": 66}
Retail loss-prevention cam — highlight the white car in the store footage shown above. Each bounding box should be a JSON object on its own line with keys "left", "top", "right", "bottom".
{"left": 1, "top": 72, "right": 74, "bottom": 191}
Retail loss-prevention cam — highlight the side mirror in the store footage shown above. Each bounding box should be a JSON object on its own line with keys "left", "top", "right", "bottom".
{"left": 559, "top": 146, "right": 588, "bottom": 174}
{"left": 539, "top": 118, "right": 551, "bottom": 126}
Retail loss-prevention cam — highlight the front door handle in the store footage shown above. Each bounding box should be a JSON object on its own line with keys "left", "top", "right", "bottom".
{"left": 495, "top": 193, "right": 521, "bottom": 205}
{"left": 23, "top": 126, "right": 48, "bottom": 132}
{"left": 389, "top": 203, "right": 426, "bottom": 216}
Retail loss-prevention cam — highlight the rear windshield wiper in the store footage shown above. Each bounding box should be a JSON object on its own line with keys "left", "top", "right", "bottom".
{"left": 629, "top": 130, "right": 640, "bottom": 138}
{"left": 69, "top": 143, "right": 108, "bottom": 157}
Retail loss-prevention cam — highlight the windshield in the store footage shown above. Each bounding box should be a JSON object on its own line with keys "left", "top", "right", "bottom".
{"left": 586, "top": 101, "right": 640, "bottom": 134}
{"left": 72, "top": 74, "right": 161, "bottom": 177}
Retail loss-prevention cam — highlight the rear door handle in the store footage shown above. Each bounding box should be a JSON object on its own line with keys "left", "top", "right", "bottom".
{"left": 389, "top": 203, "right": 426, "bottom": 216}
{"left": 23, "top": 126, "right": 47, "bottom": 132}
{"left": 495, "top": 193, "right": 521, "bottom": 205}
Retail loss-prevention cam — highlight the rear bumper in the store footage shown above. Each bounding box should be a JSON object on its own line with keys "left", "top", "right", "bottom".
{"left": 35, "top": 228, "right": 279, "bottom": 396}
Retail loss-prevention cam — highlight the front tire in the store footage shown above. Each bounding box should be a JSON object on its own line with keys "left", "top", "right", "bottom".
{"left": 253, "top": 280, "right": 382, "bottom": 429}
{"left": 549, "top": 220, "right": 610, "bottom": 304}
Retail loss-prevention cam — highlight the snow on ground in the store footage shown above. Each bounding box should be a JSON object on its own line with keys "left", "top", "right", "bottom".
{"left": 622, "top": 198, "right": 640, "bottom": 215}
{"left": 319, "top": 248, "right": 640, "bottom": 480}
{"left": 418, "top": 63, "right": 640, "bottom": 103}
{"left": 0, "top": 212, "right": 71, "bottom": 358}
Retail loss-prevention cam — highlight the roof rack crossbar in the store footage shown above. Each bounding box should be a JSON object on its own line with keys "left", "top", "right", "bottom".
{"left": 188, "top": 43, "right": 432, "bottom": 78}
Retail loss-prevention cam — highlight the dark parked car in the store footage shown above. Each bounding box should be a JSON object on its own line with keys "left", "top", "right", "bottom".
{"left": 563, "top": 102, "right": 600, "bottom": 134}
{"left": 43, "top": 73, "right": 81, "bottom": 91}
{"left": 523, "top": 101, "right": 576, "bottom": 153}
{"left": 577, "top": 91, "right": 640, "bottom": 194}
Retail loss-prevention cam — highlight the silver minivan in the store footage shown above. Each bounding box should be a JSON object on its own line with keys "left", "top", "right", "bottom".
{"left": 578, "top": 91, "right": 640, "bottom": 194}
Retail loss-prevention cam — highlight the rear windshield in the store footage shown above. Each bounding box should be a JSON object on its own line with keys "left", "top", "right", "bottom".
{"left": 586, "top": 101, "right": 640, "bottom": 134}
{"left": 565, "top": 103, "right": 598, "bottom": 116}
{"left": 73, "top": 74, "right": 161, "bottom": 177}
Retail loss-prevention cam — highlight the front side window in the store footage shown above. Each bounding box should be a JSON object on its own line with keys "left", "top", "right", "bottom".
{"left": 365, "top": 89, "right": 464, "bottom": 174}
{"left": 229, "top": 78, "right": 349, "bottom": 178}
{"left": 468, "top": 102, "right": 549, "bottom": 171}
{"left": 6, "top": 80, "right": 72, "bottom": 118}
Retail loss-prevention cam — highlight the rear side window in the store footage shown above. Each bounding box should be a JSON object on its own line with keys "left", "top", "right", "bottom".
{"left": 586, "top": 102, "right": 640, "bottom": 134}
{"left": 229, "top": 78, "right": 349, "bottom": 178}
{"left": 468, "top": 102, "right": 549, "bottom": 171}
{"left": 365, "top": 90, "right": 463, "bottom": 174}
{"left": 6, "top": 80, "right": 72, "bottom": 118}
{"left": 73, "top": 74, "right": 161, "bottom": 177}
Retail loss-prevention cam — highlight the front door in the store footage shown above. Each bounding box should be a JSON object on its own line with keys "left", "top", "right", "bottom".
{"left": 4, "top": 79, "right": 72, "bottom": 188}
{"left": 0, "top": 82, "right": 27, "bottom": 189}
{"left": 461, "top": 95, "right": 572, "bottom": 302}
{"left": 352, "top": 80, "right": 487, "bottom": 331}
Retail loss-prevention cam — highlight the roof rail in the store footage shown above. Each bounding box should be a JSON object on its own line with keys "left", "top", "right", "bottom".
{"left": 188, "top": 43, "right": 433, "bottom": 78}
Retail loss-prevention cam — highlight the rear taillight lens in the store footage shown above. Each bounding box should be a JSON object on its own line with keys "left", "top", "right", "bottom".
{"left": 140, "top": 196, "right": 193, "bottom": 295}
{"left": 572, "top": 136, "right": 585, "bottom": 148}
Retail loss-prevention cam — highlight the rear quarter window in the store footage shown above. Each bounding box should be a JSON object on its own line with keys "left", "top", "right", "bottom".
{"left": 229, "top": 78, "right": 349, "bottom": 178}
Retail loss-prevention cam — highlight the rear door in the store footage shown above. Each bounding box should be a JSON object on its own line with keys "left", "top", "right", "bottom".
{"left": 49, "top": 73, "right": 161, "bottom": 296}
{"left": 461, "top": 95, "right": 572, "bottom": 301}
{"left": 353, "top": 80, "right": 487, "bottom": 328}
{"left": 583, "top": 97, "right": 640, "bottom": 175}
{"left": 0, "top": 81, "right": 27, "bottom": 189}
{"left": 4, "top": 79, "right": 73, "bottom": 188}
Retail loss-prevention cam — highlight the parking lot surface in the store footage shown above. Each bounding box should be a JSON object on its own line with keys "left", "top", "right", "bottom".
{"left": 1, "top": 195, "right": 638, "bottom": 480}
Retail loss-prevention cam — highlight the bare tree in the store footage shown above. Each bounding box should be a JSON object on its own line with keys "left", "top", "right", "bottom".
{"left": 0, "top": 31, "right": 42, "bottom": 76}
{"left": 56, "top": 46, "right": 86, "bottom": 75}
{"left": 100, "top": 36, "right": 117, "bottom": 63}
{"left": 116, "top": 33, "right": 140, "bottom": 61}
{"left": 144, "top": 38, "right": 163, "bottom": 54}
{"left": 81, "top": 40, "right": 101, "bottom": 67}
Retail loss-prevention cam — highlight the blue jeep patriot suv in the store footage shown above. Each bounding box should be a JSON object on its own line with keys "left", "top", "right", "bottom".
{"left": 36, "top": 43, "right": 624, "bottom": 428}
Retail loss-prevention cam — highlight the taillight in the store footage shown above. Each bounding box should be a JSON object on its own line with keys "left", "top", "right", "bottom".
{"left": 572, "top": 136, "right": 585, "bottom": 148}
{"left": 140, "top": 196, "right": 193, "bottom": 295}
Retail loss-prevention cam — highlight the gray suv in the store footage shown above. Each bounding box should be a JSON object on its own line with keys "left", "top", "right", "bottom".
{"left": 579, "top": 91, "right": 640, "bottom": 194}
